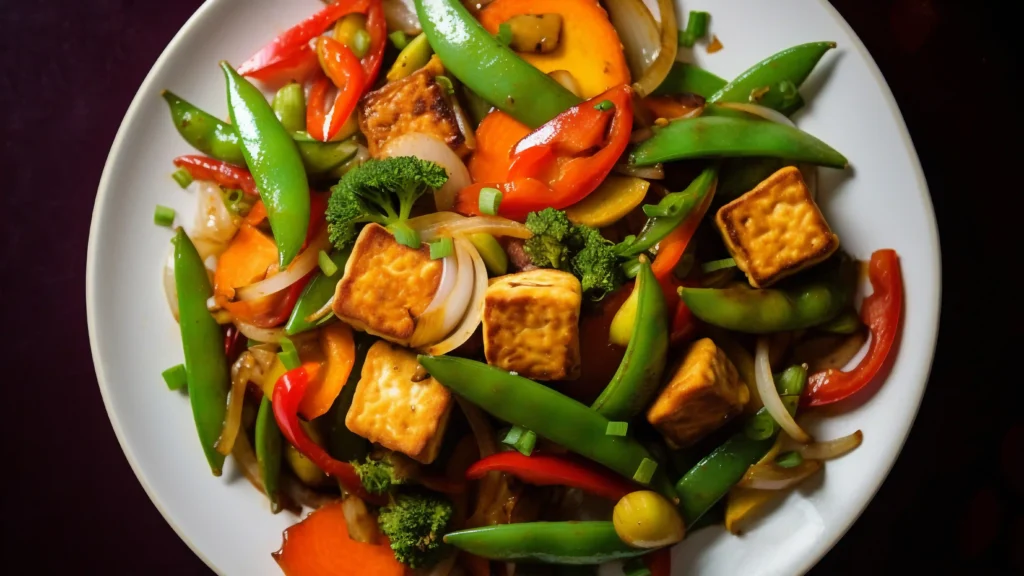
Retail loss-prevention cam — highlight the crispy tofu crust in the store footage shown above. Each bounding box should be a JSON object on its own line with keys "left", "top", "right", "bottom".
{"left": 647, "top": 338, "right": 750, "bottom": 448}
{"left": 345, "top": 341, "right": 452, "bottom": 464}
{"left": 715, "top": 166, "right": 839, "bottom": 288}
{"left": 358, "top": 56, "right": 468, "bottom": 157}
{"left": 482, "top": 269, "right": 582, "bottom": 381}
{"left": 332, "top": 224, "right": 442, "bottom": 345}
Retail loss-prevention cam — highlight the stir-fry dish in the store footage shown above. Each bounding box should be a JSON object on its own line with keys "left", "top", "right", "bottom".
{"left": 156, "top": 0, "right": 904, "bottom": 573}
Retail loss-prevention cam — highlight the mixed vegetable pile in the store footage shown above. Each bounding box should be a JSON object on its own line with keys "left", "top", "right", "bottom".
{"left": 156, "top": 0, "right": 904, "bottom": 574}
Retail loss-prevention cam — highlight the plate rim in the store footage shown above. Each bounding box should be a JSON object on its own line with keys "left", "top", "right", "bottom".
{"left": 85, "top": 0, "right": 942, "bottom": 574}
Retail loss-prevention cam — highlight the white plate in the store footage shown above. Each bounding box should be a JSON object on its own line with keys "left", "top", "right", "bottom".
{"left": 87, "top": 0, "right": 940, "bottom": 574}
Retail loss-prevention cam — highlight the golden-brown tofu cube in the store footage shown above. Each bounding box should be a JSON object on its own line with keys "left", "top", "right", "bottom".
{"left": 482, "top": 269, "right": 582, "bottom": 381}
{"left": 358, "top": 55, "right": 469, "bottom": 157}
{"left": 332, "top": 223, "right": 442, "bottom": 346}
{"left": 715, "top": 166, "right": 839, "bottom": 288}
{"left": 345, "top": 341, "right": 452, "bottom": 464}
{"left": 647, "top": 338, "right": 750, "bottom": 448}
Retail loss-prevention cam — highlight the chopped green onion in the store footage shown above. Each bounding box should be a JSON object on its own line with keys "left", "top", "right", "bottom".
{"left": 435, "top": 75, "right": 455, "bottom": 95}
{"left": 502, "top": 426, "right": 523, "bottom": 446}
{"left": 278, "top": 337, "right": 301, "bottom": 370}
{"left": 744, "top": 411, "right": 776, "bottom": 440}
{"left": 153, "top": 205, "right": 176, "bottom": 227}
{"left": 478, "top": 187, "right": 502, "bottom": 216}
{"left": 623, "top": 558, "right": 652, "bottom": 576}
{"left": 776, "top": 451, "right": 804, "bottom": 468}
{"left": 429, "top": 237, "right": 454, "bottom": 260}
{"left": 678, "top": 10, "right": 710, "bottom": 48}
{"left": 701, "top": 257, "right": 736, "bottom": 273}
{"left": 350, "top": 28, "right": 371, "bottom": 58}
{"left": 162, "top": 364, "right": 187, "bottom": 391}
{"left": 318, "top": 250, "right": 339, "bottom": 277}
{"left": 502, "top": 425, "right": 537, "bottom": 456}
{"left": 221, "top": 189, "right": 255, "bottom": 217}
{"left": 172, "top": 168, "right": 193, "bottom": 189}
{"left": 606, "top": 421, "right": 629, "bottom": 437}
{"left": 389, "top": 222, "right": 421, "bottom": 248}
{"left": 621, "top": 257, "right": 642, "bottom": 279}
{"left": 496, "top": 22, "right": 513, "bottom": 46}
{"left": 633, "top": 457, "right": 658, "bottom": 484}
{"left": 389, "top": 30, "right": 410, "bottom": 50}
{"left": 594, "top": 99, "right": 614, "bottom": 111}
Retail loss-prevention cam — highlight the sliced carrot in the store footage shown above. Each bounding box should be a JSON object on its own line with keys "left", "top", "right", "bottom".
{"left": 299, "top": 322, "right": 356, "bottom": 420}
{"left": 213, "top": 224, "right": 278, "bottom": 300}
{"left": 468, "top": 110, "right": 531, "bottom": 184}
{"left": 246, "top": 200, "right": 268, "bottom": 226}
{"left": 478, "top": 0, "right": 629, "bottom": 99}
{"left": 273, "top": 502, "right": 404, "bottom": 576}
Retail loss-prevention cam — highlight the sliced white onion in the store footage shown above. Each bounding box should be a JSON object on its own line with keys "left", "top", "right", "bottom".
{"left": 755, "top": 337, "right": 812, "bottom": 443}
{"left": 163, "top": 249, "right": 179, "bottom": 321}
{"left": 717, "top": 102, "right": 796, "bottom": 127}
{"left": 414, "top": 213, "right": 532, "bottom": 243}
{"left": 548, "top": 70, "right": 582, "bottom": 98}
{"left": 424, "top": 236, "right": 488, "bottom": 355}
{"left": 737, "top": 459, "right": 822, "bottom": 490}
{"left": 614, "top": 163, "right": 665, "bottom": 179}
{"left": 191, "top": 180, "right": 239, "bottom": 260}
{"left": 410, "top": 249, "right": 464, "bottom": 347}
{"left": 382, "top": 0, "right": 421, "bottom": 35}
{"left": 630, "top": 126, "right": 655, "bottom": 144}
{"left": 235, "top": 226, "right": 331, "bottom": 302}
{"left": 604, "top": 0, "right": 661, "bottom": 80}
{"left": 450, "top": 97, "right": 477, "bottom": 152}
{"left": 304, "top": 294, "right": 337, "bottom": 324}
{"left": 342, "top": 496, "right": 381, "bottom": 544}
{"left": 234, "top": 320, "right": 286, "bottom": 343}
{"left": 798, "top": 430, "right": 863, "bottom": 460}
{"left": 381, "top": 132, "right": 471, "bottom": 211}
{"left": 633, "top": 0, "right": 678, "bottom": 97}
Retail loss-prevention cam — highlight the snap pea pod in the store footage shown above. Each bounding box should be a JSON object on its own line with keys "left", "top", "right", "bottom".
{"left": 676, "top": 365, "right": 807, "bottom": 525}
{"left": 386, "top": 31, "right": 433, "bottom": 82}
{"left": 652, "top": 62, "right": 727, "bottom": 98}
{"left": 172, "top": 228, "right": 230, "bottom": 475}
{"left": 415, "top": 0, "right": 580, "bottom": 127}
{"left": 717, "top": 157, "right": 787, "bottom": 201}
{"left": 284, "top": 248, "right": 351, "bottom": 335}
{"left": 418, "top": 355, "right": 677, "bottom": 500}
{"left": 630, "top": 115, "right": 847, "bottom": 168}
{"left": 618, "top": 165, "right": 718, "bottom": 257}
{"left": 443, "top": 522, "right": 649, "bottom": 564}
{"left": 271, "top": 82, "right": 306, "bottom": 133}
{"left": 162, "top": 91, "right": 245, "bottom": 165}
{"left": 679, "top": 253, "right": 856, "bottom": 334}
{"left": 591, "top": 259, "right": 668, "bottom": 420}
{"left": 325, "top": 334, "right": 371, "bottom": 462}
{"left": 221, "top": 61, "right": 309, "bottom": 268}
{"left": 255, "top": 396, "right": 283, "bottom": 512}
{"left": 710, "top": 41, "right": 836, "bottom": 115}
{"left": 292, "top": 133, "right": 359, "bottom": 175}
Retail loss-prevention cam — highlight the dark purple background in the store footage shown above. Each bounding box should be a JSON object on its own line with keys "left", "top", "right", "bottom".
{"left": 2, "top": 0, "right": 1019, "bottom": 573}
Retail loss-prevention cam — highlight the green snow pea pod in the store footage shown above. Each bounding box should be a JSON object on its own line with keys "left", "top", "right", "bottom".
{"left": 716, "top": 157, "right": 788, "bottom": 201}
{"left": 630, "top": 115, "right": 847, "bottom": 169}
{"left": 415, "top": 0, "right": 580, "bottom": 127}
{"left": 162, "top": 90, "right": 245, "bottom": 165}
{"left": 444, "top": 522, "right": 649, "bottom": 564}
{"left": 675, "top": 365, "right": 807, "bottom": 525}
{"left": 255, "top": 396, "right": 283, "bottom": 512}
{"left": 292, "top": 133, "right": 360, "bottom": 175}
{"left": 221, "top": 61, "right": 310, "bottom": 268}
{"left": 618, "top": 165, "right": 718, "bottom": 257}
{"left": 710, "top": 41, "right": 836, "bottom": 115}
{"left": 172, "top": 228, "right": 230, "bottom": 475}
{"left": 591, "top": 258, "right": 668, "bottom": 420}
{"left": 284, "top": 248, "right": 351, "bottom": 335}
{"left": 652, "top": 62, "right": 727, "bottom": 98}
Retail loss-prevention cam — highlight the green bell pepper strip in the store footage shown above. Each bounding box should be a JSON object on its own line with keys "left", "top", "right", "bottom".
{"left": 676, "top": 365, "right": 807, "bottom": 525}
{"left": 618, "top": 165, "right": 718, "bottom": 257}
{"left": 255, "top": 396, "right": 283, "bottom": 513}
{"left": 271, "top": 82, "right": 306, "bottom": 133}
{"left": 172, "top": 228, "right": 230, "bottom": 476}
{"left": 326, "top": 335, "right": 371, "bottom": 462}
{"left": 220, "top": 61, "right": 310, "bottom": 268}
{"left": 591, "top": 259, "right": 668, "bottom": 420}
{"left": 162, "top": 91, "right": 246, "bottom": 165}
{"left": 709, "top": 41, "right": 836, "bottom": 115}
{"left": 630, "top": 115, "right": 847, "bottom": 168}
{"left": 679, "top": 253, "right": 856, "bottom": 334}
{"left": 284, "top": 248, "right": 351, "bottom": 335}
{"left": 652, "top": 62, "right": 727, "bottom": 98}
{"left": 418, "top": 355, "right": 677, "bottom": 500}
{"left": 415, "top": 0, "right": 580, "bottom": 128}
{"left": 444, "top": 522, "right": 649, "bottom": 564}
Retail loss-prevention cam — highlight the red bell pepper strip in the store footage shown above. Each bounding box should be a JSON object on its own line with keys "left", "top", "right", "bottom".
{"left": 645, "top": 547, "right": 672, "bottom": 576}
{"left": 650, "top": 182, "right": 716, "bottom": 282}
{"left": 173, "top": 155, "right": 258, "bottom": 197}
{"left": 466, "top": 452, "right": 636, "bottom": 501}
{"left": 236, "top": 0, "right": 369, "bottom": 77}
{"left": 239, "top": 43, "right": 319, "bottom": 86}
{"left": 670, "top": 297, "right": 698, "bottom": 345}
{"left": 803, "top": 249, "right": 903, "bottom": 407}
{"left": 456, "top": 85, "right": 633, "bottom": 221}
{"left": 223, "top": 324, "right": 246, "bottom": 360}
{"left": 360, "top": 0, "right": 387, "bottom": 86}
{"left": 307, "top": 37, "right": 366, "bottom": 142}
{"left": 272, "top": 366, "right": 387, "bottom": 505}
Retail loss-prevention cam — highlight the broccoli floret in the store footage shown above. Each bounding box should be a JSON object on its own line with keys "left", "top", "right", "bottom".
{"left": 326, "top": 156, "right": 448, "bottom": 250}
{"left": 350, "top": 456, "right": 404, "bottom": 495}
{"left": 522, "top": 208, "right": 625, "bottom": 298}
{"left": 378, "top": 493, "right": 453, "bottom": 568}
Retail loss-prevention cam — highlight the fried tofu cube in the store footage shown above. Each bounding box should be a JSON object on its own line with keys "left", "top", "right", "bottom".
{"left": 715, "top": 166, "right": 839, "bottom": 288}
{"left": 346, "top": 341, "right": 452, "bottom": 464}
{"left": 482, "top": 269, "right": 582, "bottom": 381}
{"left": 332, "top": 223, "right": 442, "bottom": 346}
{"left": 358, "top": 55, "right": 469, "bottom": 158}
{"left": 647, "top": 338, "right": 750, "bottom": 448}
